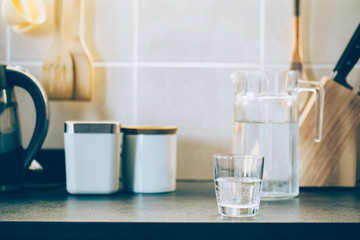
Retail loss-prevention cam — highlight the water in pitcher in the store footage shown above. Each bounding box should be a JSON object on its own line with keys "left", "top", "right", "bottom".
{"left": 233, "top": 96, "right": 299, "bottom": 199}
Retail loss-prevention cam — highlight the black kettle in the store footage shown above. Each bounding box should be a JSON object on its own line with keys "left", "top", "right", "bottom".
{"left": 0, "top": 64, "right": 49, "bottom": 192}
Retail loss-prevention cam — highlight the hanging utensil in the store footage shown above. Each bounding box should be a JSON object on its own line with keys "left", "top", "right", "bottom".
{"left": 290, "top": 0, "right": 310, "bottom": 113}
{"left": 42, "top": 0, "right": 74, "bottom": 100}
{"left": 70, "top": 0, "right": 93, "bottom": 100}
{"left": 1, "top": 0, "right": 46, "bottom": 33}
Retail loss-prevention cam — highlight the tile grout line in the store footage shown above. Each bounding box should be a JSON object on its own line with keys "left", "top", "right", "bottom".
{"left": 136, "top": 62, "right": 259, "bottom": 68}
{"left": 259, "top": 0, "right": 265, "bottom": 70}
{"left": 132, "top": 0, "right": 139, "bottom": 125}
{"left": 6, "top": 26, "right": 11, "bottom": 64}
{"left": 93, "top": 61, "right": 260, "bottom": 68}
{"left": 7, "top": 61, "right": 360, "bottom": 69}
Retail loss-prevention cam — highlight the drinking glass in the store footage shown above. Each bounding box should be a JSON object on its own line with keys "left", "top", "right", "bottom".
{"left": 213, "top": 154, "right": 264, "bottom": 217}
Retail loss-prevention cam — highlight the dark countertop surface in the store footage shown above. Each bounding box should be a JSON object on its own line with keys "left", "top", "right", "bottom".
{"left": 1, "top": 181, "right": 360, "bottom": 240}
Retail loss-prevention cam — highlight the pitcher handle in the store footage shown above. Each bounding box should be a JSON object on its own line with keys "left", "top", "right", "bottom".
{"left": 299, "top": 80, "right": 325, "bottom": 142}
{"left": 6, "top": 66, "right": 50, "bottom": 168}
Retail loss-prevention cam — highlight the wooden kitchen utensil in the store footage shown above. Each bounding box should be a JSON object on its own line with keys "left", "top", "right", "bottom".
{"left": 42, "top": 0, "right": 74, "bottom": 100}
{"left": 1, "top": 0, "right": 46, "bottom": 33}
{"left": 70, "top": 0, "right": 93, "bottom": 100}
{"left": 300, "top": 24, "right": 360, "bottom": 187}
{"left": 290, "top": 0, "right": 310, "bottom": 114}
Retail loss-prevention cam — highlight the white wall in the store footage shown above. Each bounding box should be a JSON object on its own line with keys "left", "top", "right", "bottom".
{"left": 0, "top": 0, "right": 359, "bottom": 180}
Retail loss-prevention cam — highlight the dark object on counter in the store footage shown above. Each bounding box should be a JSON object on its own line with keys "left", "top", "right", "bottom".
{"left": 0, "top": 64, "right": 49, "bottom": 192}
{"left": 330, "top": 23, "right": 360, "bottom": 94}
{"left": 25, "top": 150, "right": 66, "bottom": 188}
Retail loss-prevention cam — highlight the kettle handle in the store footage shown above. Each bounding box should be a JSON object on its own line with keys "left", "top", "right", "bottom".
{"left": 6, "top": 66, "right": 49, "bottom": 169}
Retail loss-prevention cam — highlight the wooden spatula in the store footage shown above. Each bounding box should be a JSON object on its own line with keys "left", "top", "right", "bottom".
{"left": 290, "top": 0, "right": 310, "bottom": 114}
{"left": 42, "top": 0, "right": 74, "bottom": 100}
{"left": 70, "top": 0, "right": 93, "bottom": 101}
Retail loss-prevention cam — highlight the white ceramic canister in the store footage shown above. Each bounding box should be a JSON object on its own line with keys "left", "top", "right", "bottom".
{"left": 64, "top": 121, "right": 121, "bottom": 194}
{"left": 121, "top": 126, "right": 178, "bottom": 193}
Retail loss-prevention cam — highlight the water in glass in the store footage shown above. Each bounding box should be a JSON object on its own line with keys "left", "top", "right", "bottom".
{"left": 215, "top": 177, "right": 262, "bottom": 217}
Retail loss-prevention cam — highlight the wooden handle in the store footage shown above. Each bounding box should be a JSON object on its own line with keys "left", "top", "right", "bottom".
{"left": 71, "top": 0, "right": 82, "bottom": 41}
{"left": 290, "top": 0, "right": 302, "bottom": 72}
{"left": 70, "top": 0, "right": 94, "bottom": 101}
{"left": 54, "top": 0, "right": 63, "bottom": 33}
{"left": 290, "top": 0, "right": 311, "bottom": 115}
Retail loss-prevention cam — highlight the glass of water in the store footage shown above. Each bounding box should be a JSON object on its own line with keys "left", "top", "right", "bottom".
{"left": 213, "top": 154, "right": 264, "bottom": 217}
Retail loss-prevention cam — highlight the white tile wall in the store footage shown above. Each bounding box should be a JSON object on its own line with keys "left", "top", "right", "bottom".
{"left": 138, "top": 0, "right": 260, "bottom": 62}
{"left": 0, "top": 0, "right": 359, "bottom": 180}
{"left": 301, "top": 0, "right": 360, "bottom": 63}
{"left": 137, "top": 67, "right": 234, "bottom": 179}
{"left": 264, "top": 0, "right": 292, "bottom": 64}
{"left": 80, "top": 0, "right": 134, "bottom": 62}
{"left": 0, "top": 14, "right": 6, "bottom": 60}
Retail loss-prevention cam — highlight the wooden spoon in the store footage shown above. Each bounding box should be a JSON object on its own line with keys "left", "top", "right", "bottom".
{"left": 70, "top": 0, "right": 93, "bottom": 101}
{"left": 42, "top": 0, "right": 74, "bottom": 100}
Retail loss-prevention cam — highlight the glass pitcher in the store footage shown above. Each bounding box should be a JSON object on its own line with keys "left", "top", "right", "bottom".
{"left": 232, "top": 71, "right": 324, "bottom": 200}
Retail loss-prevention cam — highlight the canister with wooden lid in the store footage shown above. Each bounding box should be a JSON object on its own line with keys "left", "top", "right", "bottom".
{"left": 121, "top": 126, "right": 178, "bottom": 193}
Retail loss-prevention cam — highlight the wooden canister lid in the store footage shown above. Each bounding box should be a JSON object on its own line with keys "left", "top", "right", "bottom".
{"left": 121, "top": 126, "right": 178, "bottom": 134}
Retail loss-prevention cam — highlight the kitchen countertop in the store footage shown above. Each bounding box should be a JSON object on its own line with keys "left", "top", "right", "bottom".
{"left": 0, "top": 181, "right": 359, "bottom": 240}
